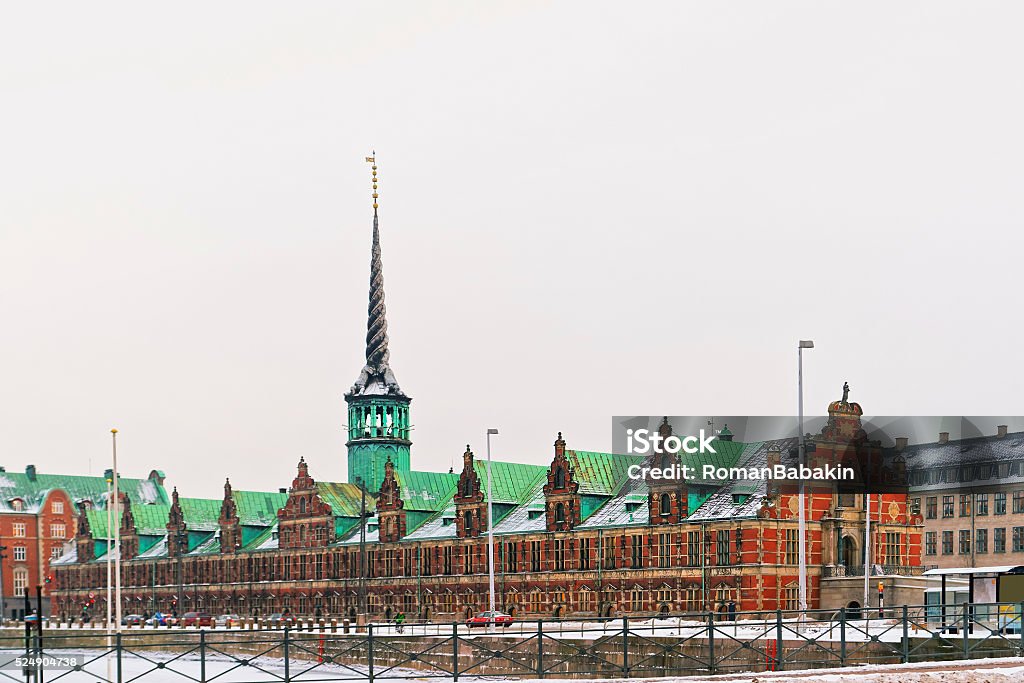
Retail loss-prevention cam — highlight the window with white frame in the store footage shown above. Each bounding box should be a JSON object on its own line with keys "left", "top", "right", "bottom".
{"left": 50, "top": 546, "right": 63, "bottom": 560}
{"left": 12, "top": 522, "right": 25, "bottom": 537}
{"left": 50, "top": 523, "right": 66, "bottom": 539}
{"left": 52, "top": 501, "right": 64, "bottom": 515}
{"left": 13, "top": 546, "right": 26, "bottom": 561}
{"left": 13, "top": 568, "right": 28, "bottom": 597}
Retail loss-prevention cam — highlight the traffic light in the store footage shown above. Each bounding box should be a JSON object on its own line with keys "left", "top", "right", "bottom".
{"left": 44, "top": 575, "right": 53, "bottom": 585}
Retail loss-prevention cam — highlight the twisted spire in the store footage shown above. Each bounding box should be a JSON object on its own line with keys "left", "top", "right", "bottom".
{"left": 349, "top": 155, "right": 403, "bottom": 397}
{"left": 365, "top": 210, "right": 390, "bottom": 370}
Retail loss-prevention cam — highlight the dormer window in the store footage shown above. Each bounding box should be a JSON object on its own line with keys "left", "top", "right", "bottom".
{"left": 10, "top": 499, "right": 23, "bottom": 512}
{"left": 462, "top": 479, "right": 472, "bottom": 498}
{"left": 442, "top": 516, "right": 455, "bottom": 527}
{"left": 555, "top": 467, "right": 565, "bottom": 489}
{"left": 555, "top": 502, "right": 566, "bottom": 524}
{"left": 528, "top": 509, "right": 543, "bottom": 520}
{"left": 660, "top": 493, "right": 671, "bottom": 516}
{"left": 463, "top": 510, "right": 473, "bottom": 532}
{"left": 625, "top": 502, "right": 642, "bottom": 513}
{"left": 299, "top": 497, "right": 307, "bottom": 514}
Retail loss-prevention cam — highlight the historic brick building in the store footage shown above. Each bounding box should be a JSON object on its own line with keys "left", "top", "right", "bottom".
{"left": 0, "top": 467, "right": 169, "bottom": 620}
{"left": 49, "top": 174, "right": 924, "bottom": 621}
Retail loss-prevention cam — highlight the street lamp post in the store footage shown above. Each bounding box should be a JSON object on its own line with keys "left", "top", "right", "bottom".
{"left": 486, "top": 428, "right": 499, "bottom": 620}
{"left": 112, "top": 429, "right": 122, "bottom": 634}
{"left": 797, "top": 340, "right": 814, "bottom": 615}
{"left": 0, "top": 544, "right": 7, "bottom": 625}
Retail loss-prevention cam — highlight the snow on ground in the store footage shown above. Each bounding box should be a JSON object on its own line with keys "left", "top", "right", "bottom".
{"left": 0, "top": 649, "right": 1021, "bottom": 682}
{"left": 0, "top": 648, "right": 414, "bottom": 682}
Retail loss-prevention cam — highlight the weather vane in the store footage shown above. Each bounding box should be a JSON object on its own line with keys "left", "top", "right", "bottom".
{"left": 365, "top": 152, "right": 378, "bottom": 214}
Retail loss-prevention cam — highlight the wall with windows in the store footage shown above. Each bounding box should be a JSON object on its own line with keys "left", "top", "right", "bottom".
{"left": 0, "top": 489, "right": 74, "bottom": 619}
{"left": 914, "top": 482, "right": 1024, "bottom": 569}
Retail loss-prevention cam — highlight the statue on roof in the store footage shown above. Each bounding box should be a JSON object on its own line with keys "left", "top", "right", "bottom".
{"left": 842, "top": 381, "right": 850, "bottom": 403}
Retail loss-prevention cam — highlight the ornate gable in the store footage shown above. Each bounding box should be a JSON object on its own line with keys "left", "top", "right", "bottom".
{"left": 453, "top": 446, "right": 486, "bottom": 538}
{"left": 543, "top": 432, "right": 581, "bottom": 531}
{"left": 166, "top": 487, "right": 188, "bottom": 557}
{"left": 277, "top": 457, "right": 335, "bottom": 548}
{"left": 118, "top": 492, "right": 139, "bottom": 560}
{"left": 647, "top": 417, "right": 688, "bottom": 525}
{"left": 75, "top": 502, "right": 94, "bottom": 563}
{"left": 219, "top": 478, "right": 242, "bottom": 553}
{"left": 376, "top": 457, "right": 406, "bottom": 542}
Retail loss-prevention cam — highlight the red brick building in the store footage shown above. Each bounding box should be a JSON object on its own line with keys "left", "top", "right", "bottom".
{"left": 48, "top": 193, "right": 924, "bottom": 621}
{"left": 0, "top": 467, "right": 169, "bottom": 619}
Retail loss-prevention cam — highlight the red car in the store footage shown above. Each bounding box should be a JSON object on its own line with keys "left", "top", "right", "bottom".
{"left": 180, "top": 612, "right": 214, "bottom": 627}
{"left": 466, "top": 611, "right": 513, "bottom": 628}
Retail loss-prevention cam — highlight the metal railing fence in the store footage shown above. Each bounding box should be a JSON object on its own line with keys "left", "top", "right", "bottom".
{"left": 0, "top": 601, "right": 1020, "bottom": 682}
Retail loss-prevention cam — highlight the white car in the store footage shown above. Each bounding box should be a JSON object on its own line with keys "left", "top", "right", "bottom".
{"left": 215, "top": 614, "right": 241, "bottom": 627}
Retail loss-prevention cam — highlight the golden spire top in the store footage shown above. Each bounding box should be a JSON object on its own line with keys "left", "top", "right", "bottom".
{"left": 365, "top": 152, "right": 379, "bottom": 215}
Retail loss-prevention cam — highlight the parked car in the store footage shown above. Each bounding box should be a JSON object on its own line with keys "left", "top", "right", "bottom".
{"left": 215, "top": 613, "right": 241, "bottom": 627}
{"left": 180, "top": 611, "right": 214, "bottom": 627}
{"left": 466, "top": 611, "right": 513, "bottom": 628}
{"left": 146, "top": 612, "right": 178, "bottom": 626}
{"left": 121, "top": 614, "right": 145, "bottom": 626}
{"left": 268, "top": 612, "right": 297, "bottom": 625}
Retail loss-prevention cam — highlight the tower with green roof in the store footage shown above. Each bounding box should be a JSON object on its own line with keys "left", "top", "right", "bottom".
{"left": 345, "top": 157, "right": 411, "bottom": 493}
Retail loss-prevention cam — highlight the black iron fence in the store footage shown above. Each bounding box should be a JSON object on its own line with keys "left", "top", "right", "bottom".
{"left": 0, "top": 601, "right": 1021, "bottom": 682}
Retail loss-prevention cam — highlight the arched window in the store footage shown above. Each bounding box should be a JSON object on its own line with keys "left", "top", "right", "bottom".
{"left": 555, "top": 502, "right": 566, "bottom": 524}
{"left": 660, "top": 493, "right": 671, "bottom": 516}
{"left": 555, "top": 467, "right": 565, "bottom": 489}
{"left": 462, "top": 478, "right": 472, "bottom": 498}
{"left": 463, "top": 510, "right": 473, "bottom": 533}
{"left": 299, "top": 497, "right": 307, "bottom": 514}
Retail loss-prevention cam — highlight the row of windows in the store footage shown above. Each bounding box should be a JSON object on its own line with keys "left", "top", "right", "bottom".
{"left": 924, "top": 527, "right": 1024, "bottom": 555}
{"left": 917, "top": 491, "right": 1024, "bottom": 519}
{"left": 59, "top": 530, "right": 778, "bottom": 590}
{"left": 3, "top": 522, "right": 66, "bottom": 538}
{"left": 909, "top": 461, "right": 1024, "bottom": 486}
{"left": 7, "top": 500, "right": 65, "bottom": 514}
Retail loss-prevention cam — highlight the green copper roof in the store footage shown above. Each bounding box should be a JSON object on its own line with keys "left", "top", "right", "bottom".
{"left": 86, "top": 504, "right": 171, "bottom": 539}
{"left": 472, "top": 460, "right": 547, "bottom": 504}
{"left": 396, "top": 470, "right": 458, "bottom": 512}
{"left": 179, "top": 497, "right": 222, "bottom": 531}
{"left": 678, "top": 438, "right": 747, "bottom": 484}
{"left": 0, "top": 470, "right": 168, "bottom": 513}
{"left": 316, "top": 482, "right": 372, "bottom": 518}
{"left": 232, "top": 490, "right": 288, "bottom": 526}
{"left": 568, "top": 451, "right": 643, "bottom": 496}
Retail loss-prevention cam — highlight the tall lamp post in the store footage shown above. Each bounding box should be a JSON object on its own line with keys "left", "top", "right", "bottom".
{"left": 0, "top": 544, "right": 7, "bottom": 624}
{"left": 112, "top": 429, "right": 122, "bottom": 634}
{"left": 486, "top": 428, "right": 499, "bottom": 619}
{"left": 797, "top": 340, "right": 814, "bottom": 614}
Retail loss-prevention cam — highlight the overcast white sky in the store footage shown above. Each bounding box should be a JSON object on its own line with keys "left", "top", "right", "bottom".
{"left": 2, "top": 2, "right": 1023, "bottom": 499}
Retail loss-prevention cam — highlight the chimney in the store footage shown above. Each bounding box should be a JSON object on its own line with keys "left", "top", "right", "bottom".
{"left": 895, "top": 437, "right": 908, "bottom": 451}
{"left": 997, "top": 425, "right": 1008, "bottom": 438}
{"left": 938, "top": 432, "right": 949, "bottom": 444}
{"left": 25, "top": 464, "right": 36, "bottom": 481}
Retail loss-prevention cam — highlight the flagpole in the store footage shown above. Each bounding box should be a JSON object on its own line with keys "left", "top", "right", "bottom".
{"left": 105, "top": 461, "right": 112, "bottom": 682}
